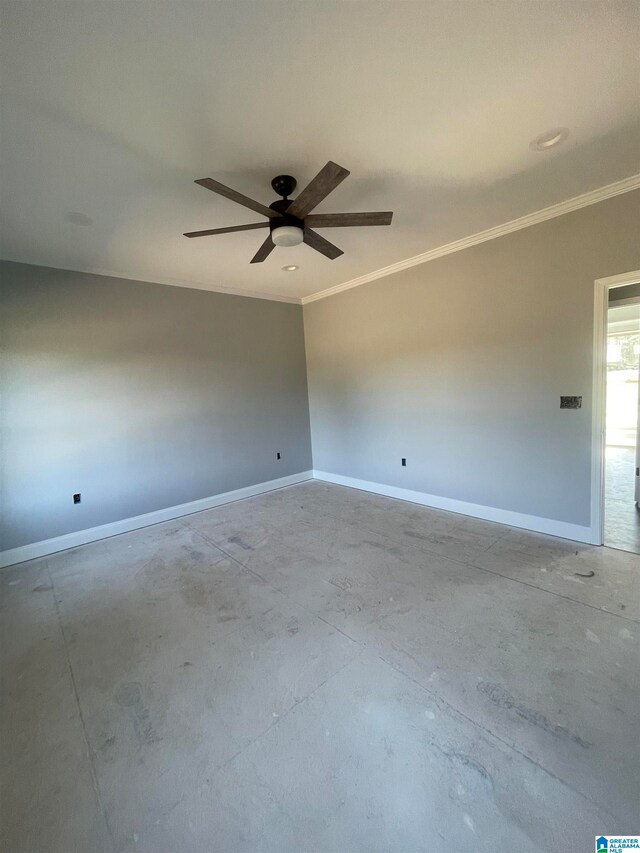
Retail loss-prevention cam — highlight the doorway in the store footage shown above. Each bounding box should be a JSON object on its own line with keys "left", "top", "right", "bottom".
{"left": 604, "top": 296, "right": 640, "bottom": 551}
{"left": 592, "top": 271, "right": 640, "bottom": 552}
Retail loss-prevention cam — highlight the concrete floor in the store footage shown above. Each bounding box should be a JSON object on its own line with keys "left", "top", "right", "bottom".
{"left": 1, "top": 481, "right": 639, "bottom": 853}
{"left": 605, "top": 445, "right": 640, "bottom": 554}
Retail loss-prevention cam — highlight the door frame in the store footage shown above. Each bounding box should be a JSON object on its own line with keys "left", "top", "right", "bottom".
{"left": 591, "top": 269, "right": 640, "bottom": 545}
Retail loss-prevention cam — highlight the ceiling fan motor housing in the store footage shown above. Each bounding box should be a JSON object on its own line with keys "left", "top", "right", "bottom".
{"left": 268, "top": 196, "right": 305, "bottom": 245}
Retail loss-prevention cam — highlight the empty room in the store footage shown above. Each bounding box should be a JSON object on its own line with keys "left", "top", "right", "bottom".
{"left": 1, "top": 2, "right": 639, "bottom": 852}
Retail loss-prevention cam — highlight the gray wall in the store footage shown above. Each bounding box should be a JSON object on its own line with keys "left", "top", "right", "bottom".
{"left": 304, "top": 190, "right": 640, "bottom": 527}
{"left": 1, "top": 261, "right": 312, "bottom": 551}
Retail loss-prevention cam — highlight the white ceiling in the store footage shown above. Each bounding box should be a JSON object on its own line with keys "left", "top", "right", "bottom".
{"left": 1, "top": 1, "right": 639, "bottom": 302}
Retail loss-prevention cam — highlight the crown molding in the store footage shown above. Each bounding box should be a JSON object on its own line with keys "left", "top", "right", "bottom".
{"left": 301, "top": 173, "right": 640, "bottom": 305}
{"left": 0, "top": 257, "right": 302, "bottom": 305}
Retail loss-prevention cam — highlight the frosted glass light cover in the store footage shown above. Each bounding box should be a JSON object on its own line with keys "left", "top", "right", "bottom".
{"left": 272, "top": 225, "right": 304, "bottom": 247}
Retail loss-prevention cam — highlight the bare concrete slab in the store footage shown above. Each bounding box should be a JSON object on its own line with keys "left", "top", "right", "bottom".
{"left": 1, "top": 481, "right": 638, "bottom": 852}
{"left": 1, "top": 562, "right": 110, "bottom": 853}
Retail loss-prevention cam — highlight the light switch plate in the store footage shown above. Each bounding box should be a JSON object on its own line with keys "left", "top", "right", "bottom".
{"left": 560, "top": 396, "right": 582, "bottom": 409}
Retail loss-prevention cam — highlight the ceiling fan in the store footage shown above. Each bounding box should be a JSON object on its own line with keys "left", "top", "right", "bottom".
{"left": 183, "top": 161, "right": 393, "bottom": 263}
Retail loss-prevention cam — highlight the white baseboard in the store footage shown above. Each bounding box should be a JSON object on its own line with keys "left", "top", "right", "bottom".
{"left": 312, "top": 470, "right": 594, "bottom": 544}
{"left": 0, "top": 471, "right": 313, "bottom": 569}
{"left": 1, "top": 467, "right": 595, "bottom": 569}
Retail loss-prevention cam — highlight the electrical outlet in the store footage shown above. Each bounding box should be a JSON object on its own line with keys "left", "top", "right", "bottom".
{"left": 276, "top": 452, "right": 281, "bottom": 460}
{"left": 401, "top": 458, "right": 407, "bottom": 467}
{"left": 73, "top": 493, "right": 81, "bottom": 504}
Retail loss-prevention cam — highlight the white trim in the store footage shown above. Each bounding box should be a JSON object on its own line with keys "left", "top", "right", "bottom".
{"left": 0, "top": 258, "right": 302, "bottom": 305}
{"left": 302, "top": 174, "right": 640, "bottom": 304}
{"left": 0, "top": 471, "right": 313, "bottom": 569}
{"left": 591, "top": 270, "right": 640, "bottom": 546}
{"left": 313, "top": 470, "right": 593, "bottom": 544}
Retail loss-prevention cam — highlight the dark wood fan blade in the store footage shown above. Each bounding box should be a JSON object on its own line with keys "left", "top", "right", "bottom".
{"left": 305, "top": 211, "right": 393, "bottom": 228}
{"left": 286, "top": 162, "right": 350, "bottom": 219}
{"left": 303, "top": 228, "right": 344, "bottom": 260}
{"left": 184, "top": 222, "right": 269, "bottom": 238}
{"left": 195, "top": 178, "right": 282, "bottom": 219}
{"left": 250, "top": 234, "right": 275, "bottom": 264}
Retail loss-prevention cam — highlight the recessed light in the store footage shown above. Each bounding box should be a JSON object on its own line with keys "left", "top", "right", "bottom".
{"left": 282, "top": 265, "right": 299, "bottom": 272}
{"left": 65, "top": 211, "right": 93, "bottom": 226}
{"left": 529, "top": 128, "right": 569, "bottom": 151}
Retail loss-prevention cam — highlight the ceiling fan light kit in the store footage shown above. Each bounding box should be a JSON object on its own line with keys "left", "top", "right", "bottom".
{"left": 184, "top": 161, "right": 393, "bottom": 264}
{"left": 271, "top": 224, "right": 304, "bottom": 247}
